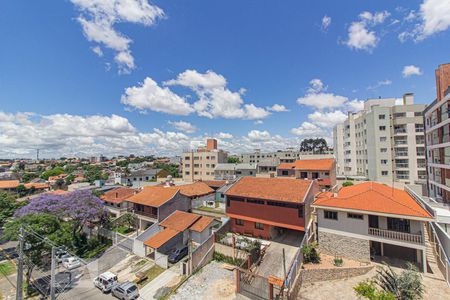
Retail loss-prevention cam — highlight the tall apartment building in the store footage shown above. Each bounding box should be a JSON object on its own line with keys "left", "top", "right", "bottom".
{"left": 424, "top": 63, "right": 450, "bottom": 203}
{"left": 182, "top": 138, "right": 228, "bottom": 182}
{"left": 237, "top": 148, "right": 334, "bottom": 165}
{"left": 334, "top": 94, "right": 426, "bottom": 185}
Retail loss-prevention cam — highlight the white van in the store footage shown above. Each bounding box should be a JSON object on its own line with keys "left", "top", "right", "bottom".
{"left": 93, "top": 272, "right": 118, "bottom": 293}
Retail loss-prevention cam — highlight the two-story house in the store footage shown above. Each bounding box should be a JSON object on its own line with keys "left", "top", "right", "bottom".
{"left": 100, "top": 187, "right": 136, "bottom": 218}
{"left": 312, "top": 182, "right": 433, "bottom": 272}
{"left": 276, "top": 158, "right": 336, "bottom": 188}
{"left": 225, "top": 177, "right": 319, "bottom": 239}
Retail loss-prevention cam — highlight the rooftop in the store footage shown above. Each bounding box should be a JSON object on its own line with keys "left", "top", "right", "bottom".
{"left": 277, "top": 158, "right": 335, "bottom": 171}
{"left": 101, "top": 187, "right": 136, "bottom": 204}
{"left": 0, "top": 180, "right": 19, "bottom": 189}
{"left": 169, "top": 181, "right": 214, "bottom": 198}
{"left": 313, "top": 182, "right": 433, "bottom": 220}
{"left": 225, "top": 177, "right": 313, "bottom": 203}
{"left": 127, "top": 186, "right": 178, "bottom": 207}
{"left": 160, "top": 210, "right": 201, "bottom": 232}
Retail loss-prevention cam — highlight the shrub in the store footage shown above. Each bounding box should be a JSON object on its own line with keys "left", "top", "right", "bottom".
{"left": 213, "top": 251, "right": 245, "bottom": 266}
{"left": 354, "top": 281, "right": 395, "bottom": 300}
{"left": 333, "top": 257, "right": 343, "bottom": 267}
{"left": 342, "top": 181, "right": 354, "bottom": 187}
{"left": 376, "top": 264, "right": 424, "bottom": 300}
{"left": 301, "top": 242, "right": 321, "bottom": 264}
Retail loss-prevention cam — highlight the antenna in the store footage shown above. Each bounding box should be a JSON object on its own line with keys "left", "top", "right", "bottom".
{"left": 36, "top": 149, "right": 40, "bottom": 161}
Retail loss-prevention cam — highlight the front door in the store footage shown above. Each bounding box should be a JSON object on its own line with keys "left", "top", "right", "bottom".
{"left": 369, "top": 215, "right": 379, "bottom": 228}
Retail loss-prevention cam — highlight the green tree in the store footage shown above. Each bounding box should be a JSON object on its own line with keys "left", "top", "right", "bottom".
{"left": 376, "top": 264, "right": 424, "bottom": 300}
{"left": 227, "top": 157, "right": 241, "bottom": 164}
{"left": 299, "top": 138, "right": 329, "bottom": 153}
{"left": 16, "top": 184, "right": 28, "bottom": 197}
{"left": 21, "top": 172, "right": 38, "bottom": 183}
{"left": 154, "top": 163, "right": 180, "bottom": 178}
{"left": 0, "top": 191, "right": 23, "bottom": 226}
{"left": 354, "top": 281, "right": 396, "bottom": 300}
{"left": 41, "top": 167, "right": 65, "bottom": 180}
{"left": 342, "top": 181, "right": 354, "bottom": 187}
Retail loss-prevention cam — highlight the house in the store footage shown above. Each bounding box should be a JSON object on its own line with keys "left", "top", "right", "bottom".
{"left": 126, "top": 186, "right": 191, "bottom": 230}
{"left": 142, "top": 210, "right": 214, "bottom": 263}
{"left": 0, "top": 180, "right": 19, "bottom": 191}
{"left": 114, "top": 169, "right": 170, "bottom": 187}
{"left": 277, "top": 158, "right": 336, "bottom": 188}
{"left": 48, "top": 174, "right": 68, "bottom": 185}
{"left": 214, "top": 163, "right": 257, "bottom": 180}
{"left": 201, "top": 180, "right": 227, "bottom": 191}
{"left": 225, "top": 177, "right": 319, "bottom": 239}
{"left": 100, "top": 187, "right": 136, "bottom": 218}
{"left": 312, "top": 182, "right": 433, "bottom": 272}
{"left": 24, "top": 182, "right": 50, "bottom": 191}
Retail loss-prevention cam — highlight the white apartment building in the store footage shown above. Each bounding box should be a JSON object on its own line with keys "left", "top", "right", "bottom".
{"left": 237, "top": 148, "right": 334, "bottom": 165}
{"left": 334, "top": 94, "right": 426, "bottom": 185}
{"left": 182, "top": 139, "right": 228, "bottom": 182}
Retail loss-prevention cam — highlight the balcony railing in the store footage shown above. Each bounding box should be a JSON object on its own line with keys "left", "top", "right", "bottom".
{"left": 368, "top": 227, "right": 423, "bottom": 244}
{"left": 136, "top": 211, "right": 158, "bottom": 219}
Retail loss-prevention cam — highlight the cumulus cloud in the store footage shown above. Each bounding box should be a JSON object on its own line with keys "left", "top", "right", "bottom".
{"left": 346, "top": 99, "right": 364, "bottom": 112}
{"left": 216, "top": 132, "right": 233, "bottom": 139}
{"left": 291, "top": 122, "right": 325, "bottom": 136}
{"left": 307, "top": 110, "right": 347, "bottom": 128}
{"left": 321, "top": 15, "right": 331, "bottom": 31}
{"left": 121, "top": 77, "right": 194, "bottom": 115}
{"left": 71, "top": 0, "right": 165, "bottom": 73}
{"left": 168, "top": 121, "right": 197, "bottom": 133}
{"left": 297, "top": 79, "right": 348, "bottom": 110}
{"left": 268, "top": 104, "right": 289, "bottom": 112}
{"left": 345, "top": 10, "right": 389, "bottom": 51}
{"left": 247, "top": 130, "right": 271, "bottom": 142}
{"left": 402, "top": 65, "right": 423, "bottom": 77}
{"left": 367, "top": 79, "right": 392, "bottom": 90}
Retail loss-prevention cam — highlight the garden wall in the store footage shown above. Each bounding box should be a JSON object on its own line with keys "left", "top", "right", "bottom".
{"left": 300, "top": 265, "right": 373, "bottom": 283}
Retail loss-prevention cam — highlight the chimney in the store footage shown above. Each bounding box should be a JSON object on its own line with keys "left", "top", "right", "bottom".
{"left": 206, "top": 138, "right": 218, "bottom": 150}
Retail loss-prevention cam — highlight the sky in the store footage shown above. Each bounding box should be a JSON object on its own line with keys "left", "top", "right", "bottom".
{"left": 1, "top": 0, "right": 450, "bottom": 158}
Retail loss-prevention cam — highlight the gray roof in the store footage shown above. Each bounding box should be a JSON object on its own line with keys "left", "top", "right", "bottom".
{"left": 128, "top": 169, "right": 162, "bottom": 177}
{"left": 214, "top": 163, "right": 257, "bottom": 171}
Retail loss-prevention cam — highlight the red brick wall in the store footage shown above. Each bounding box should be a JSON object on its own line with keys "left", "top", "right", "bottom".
{"left": 230, "top": 218, "right": 271, "bottom": 239}
{"left": 436, "top": 64, "right": 450, "bottom": 102}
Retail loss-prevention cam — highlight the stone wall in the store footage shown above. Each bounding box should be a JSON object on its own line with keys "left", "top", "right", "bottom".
{"left": 301, "top": 265, "right": 373, "bottom": 283}
{"left": 318, "top": 231, "right": 370, "bottom": 261}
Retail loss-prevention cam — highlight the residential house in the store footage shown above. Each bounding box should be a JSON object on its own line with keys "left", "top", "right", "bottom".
{"left": 114, "top": 169, "right": 170, "bottom": 187}
{"left": 312, "top": 182, "right": 433, "bottom": 272}
{"left": 277, "top": 158, "right": 336, "bottom": 188}
{"left": 0, "top": 180, "right": 19, "bottom": 191}
{"left": 225, "top": 177, "right": 319, "bottom": 239}
{"left": 100, "top": 187, "right": 136, "bottom": 218}
{"left": 48, "top": 174, "right": 67, "bottom": 185}
{"left": 24, "top": 182, "right": 49, "bottom": 191}
{"left": 214, "top": 163, "right": 257, "bottom": 180}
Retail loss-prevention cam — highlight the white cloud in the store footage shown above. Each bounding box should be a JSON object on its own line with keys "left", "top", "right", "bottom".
{"left": 308, "top": 78, "right": 326, "bottom": 93}
{"left": 216, "top": 132, "right": 233, "bottom": 139}
{"left": 346, "top": 99, "right": 364, "bottom": 112}
{"left": 92, "top": 46, "right": 104, "bottom": 57}
{"left": 307, "top": 110, "right": 347, "bottom": 128}
{"left": 359, "top": 11, "right": 390, "bottom": 25}
{"left": 345, "top": 10, "right": 389, "bottom": 51}
{"left": 71, "top": 0, "right": 165, "bottom": 73}
{"left": 120, "top": 77, "right": 194, "bottom": 115}
{"left": 268, "top": 104, "right": 289, "bottom": 112}
{"left": 321, "top": 15, "right": 331, "bottom": 31}
{"left": 367, "top": 79, "right": 392, "bottom": 90}
{"left": 254, "top": 120, "right": 264, "bottom": 125}
{"left": 164, "top": 69, "right": 271, "bottom": 120}
{"left": 247, "top": 130, "right": 271, "bottom": 142}
{"left": 402, "top": 65, "right": 423, "bottom": 77}
{"left": 418, "top": 0, "right": 450, "bottom": 38}
{"left": 168, "top": 121, "right": 197, "bottom": 133}
{"left": 291, "top": 122, "right": 325, "bottom": 136}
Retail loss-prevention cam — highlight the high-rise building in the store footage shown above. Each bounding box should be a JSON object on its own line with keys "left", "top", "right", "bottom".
{"left": 182, "top": 138, "right": 228, "bottom": 182}
{"left": 334, "top": 94, "right": 426, "bottom": 185}
{"left": 425, "top": 63, "right": 450, "bottom": 203}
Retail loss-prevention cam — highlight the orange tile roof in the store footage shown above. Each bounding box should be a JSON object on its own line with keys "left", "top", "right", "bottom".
{"left": 169, "top": 182, "right": 214, "bottom": 198}
{"left": 313, "top": 182, "right": 433, "bottom": 219}
{"left": 225, "top": 177, "right": 313, "bottom": 203}
{"left": 144, "top": 228, "right": 179, "bottom": 249}
{"left": 127, "top": 186, "right": 178, "bottom": 207}
{"left": 0, "top": 180, "right": 19, "bottom": 189}
{"left": 47, "top": 189, "right": 68, "bottom": 195}
{"left": 278, "top": 158, "right": 335, "bottom": 171}
{"left": 201, "top": 180, "right": 227, "bottom": 188}
{"left": 190, "top": 216, "right": 214, "bottom": 232}
{"left": 101, "top": 187, "right": 136, "bottom": 204}
{"left": 48, "top": 174, "right": 67, "bottom": 181}
{"left": 24, "top": 183, "right": 49, "bottom": 189}
{"left": 160, "top": 211, "right": 202, "bottom": 232}
{"left": 317, "top": 178, "right": 332, "bottom": 187}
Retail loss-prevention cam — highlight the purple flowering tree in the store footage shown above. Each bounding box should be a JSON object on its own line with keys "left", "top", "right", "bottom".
{"left": 15, "top": 190, "right": 107, "bottom": 235}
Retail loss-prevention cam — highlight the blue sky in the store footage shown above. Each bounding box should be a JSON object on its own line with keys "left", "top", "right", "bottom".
{"left": 1, "top": 0, "right": 449, "bottom": 158}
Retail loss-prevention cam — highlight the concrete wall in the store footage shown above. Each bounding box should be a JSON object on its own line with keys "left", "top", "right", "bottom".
{"left": 191, "top": 234, "right": 215, "bottom": 273}
{"left": 133, "top": 223, "right": 163, "bottom": 257}
{"left": 318, "top": 230, "right": 371, "bottom": 261}
{"left": 301, "top": 265, "right": 373, "bottom": 283}
{"left": 158, "top": 192, "right": 190, "bottom": 221}
{"left": 191, "top": 226, "right": 213, "bottom": 245}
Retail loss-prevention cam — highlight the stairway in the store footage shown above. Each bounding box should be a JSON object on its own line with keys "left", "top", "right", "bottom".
{"left": 423, "top": 224, "right": 444, "bottom": 280}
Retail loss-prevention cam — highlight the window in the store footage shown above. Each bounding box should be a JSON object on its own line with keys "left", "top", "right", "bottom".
{"left": 381, "top": 171, "right": 388, "bottom": 176}
{"left": 414, "top": 111, "right": 423, "bottom": 117}
{"left": 380, "top": 148, "right": 387, "bottom": 153}
{"left": 235, "top": 219, "right": 244, "bottom": 226}
{"left": 394, "top": 112, "right": 406, "bottom": 118}
{"left": 255, "top": 222, "right": 264, "bottom": 230}
{"left": 379, "top": 114, "right": 386, "bottom": 120}
{"left": 298, "top": 205, "right": 304, "bottom": 218}
{"left": 380, "top": 137, "right": 387, "bottom": 142}
{"left": 324, "top": 210, "right": 338, "bottom": 220}
{"left": 347, "top": 213, "right": 363, "bottom": 220}
{"left": 379, "top": 126, "right": 386, "bottom": 131}
{"left": 387, "top": 218, "right": 410, "bottom": 233}
{"left": 300, "top": 171, "right": 308, "bottom": 178}
{"left": 312, "top": 172, "right": 319, "bottom": 179}
{"left": 247, "top": 199, "right": 264, "bottom": 205}
{"left": 381, "top": 160, "right": 388, "bottom": 165}
{"left": 281, "top": 170, "right": 289, "bottom": 176}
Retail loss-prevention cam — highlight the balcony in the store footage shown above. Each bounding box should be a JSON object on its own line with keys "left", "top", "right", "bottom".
{"left": 368, "top": 227, "right": 423, "bottom": 244}
{"left": 135, "top": 211, "right": 158, "bottom": 220}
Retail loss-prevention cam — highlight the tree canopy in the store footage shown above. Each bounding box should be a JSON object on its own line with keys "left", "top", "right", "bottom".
{"left": 41, "top": 167, "right": 65, "bottom": 180}
{"left": 227, "top": 157, "right": 241, "bottom": 164}
{"left": 0, "top": 191, "right": 25, "bottom": 226}
{"left": 299, "top": 138, "right": 329, "bottom": 153}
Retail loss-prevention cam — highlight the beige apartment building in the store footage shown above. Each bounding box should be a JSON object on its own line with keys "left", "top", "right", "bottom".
{"left": 334, "top": 93, "right": 426, "bottom": 185}
{"left": 182, "top": 139, "right": 228, "bottom": 182}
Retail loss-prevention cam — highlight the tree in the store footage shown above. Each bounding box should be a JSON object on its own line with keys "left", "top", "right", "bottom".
{"left": 342, "top": 181, "right": 354, "bottom": 187}
{"left": 227, "top": 157, "right": 241, "bottom": 164}
{"left": 16, "top": 184, "right": 28, "bottom": 197}
{"left": 21, "top": 172, "right": 38, "bottom": 183}
{"left": 299, "top": 138, "right": 329, "bottom": 153}
{"left": 301, "top": 242, "right": 321, "bottom": 263}
{"left": 41, "top": 167, "right": 65, "bottom": 180}
{"left": 354, "top": 281, "right": 396, "bottom": 300}
{"left": 0, "top": 191, "right": 24, "bottom": 226}
{"left": 376, "top": 264, "right": 424, "bottom": 300}
{"left": 154, "top": 163, "right": 180, "bottom": 178}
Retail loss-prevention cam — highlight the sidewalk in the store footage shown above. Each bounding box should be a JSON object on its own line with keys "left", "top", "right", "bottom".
{"left": 140, "top": 267, "right": 181, "bottom": 299}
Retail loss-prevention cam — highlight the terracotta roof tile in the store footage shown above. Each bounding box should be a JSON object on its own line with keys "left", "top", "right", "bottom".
{"left": 160, "top": 210, "right": 201, "bottom": 232}
{"left": 127, "top": 186, "right": 178, "bottom": 207}
{"left": 169, "top": 182, "right": 214, "bottom": 198}
{"left": 144, "top": 228, "right": 179, "bottom": 249}
{"left": 0, "top": 180, "right": 19, "bottom": 189}
{"left": 190, "top": 216, "right": 213, "bottom": 232}
{"left": 24, "top": 183, "right": 49, "bottom": 189}
{"left": 201, "top": 180, "right": 227, "bottom": 188}
{"left": 225, "top": 177, "right": 313, "bottom": 203}
{"left": 313, "top": 182, "right": 432, "bottom": 219}
{"left": 278, "top": 158, "right": 335, "bottom": 171}
{"left": 101, "top": 187, "right": 136, "bottom": 204}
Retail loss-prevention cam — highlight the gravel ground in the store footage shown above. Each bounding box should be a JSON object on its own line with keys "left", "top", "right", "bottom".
{"left": 170, "top": 261, "right": 236, "bottom": 300}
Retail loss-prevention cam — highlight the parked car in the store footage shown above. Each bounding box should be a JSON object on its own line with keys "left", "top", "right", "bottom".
{"left": 112, "top": 281, "right": 139, "bottom": 300}
{"left": 62, "top": 257, "right": 81, "bottom": 270}
{"left": 168, "top": 246, "right": 188, "bottom": 263}
{"left": 93, "top": 272, "right": 118, "bottom": 293}
{"left": 57, "top": 253, "right": 71, "bottom": 264}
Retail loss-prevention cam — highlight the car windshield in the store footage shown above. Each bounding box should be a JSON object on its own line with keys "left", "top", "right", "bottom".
{"left": 127, "top": 285, "right": 137, "bottom": 293}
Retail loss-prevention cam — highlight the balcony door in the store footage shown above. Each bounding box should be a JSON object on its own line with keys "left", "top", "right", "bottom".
{"left": 387, "top": 218, "right": 410, "bottom": 233}
{"left": 369, "top": 215, "right": 379, "bottom": 228}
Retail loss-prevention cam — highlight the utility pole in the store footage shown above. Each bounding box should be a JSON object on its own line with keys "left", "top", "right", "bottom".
{"left": 50, "top": 246, "right": 56, "bottom": 300}
{"left": 16, "top": 227, "right": 24, "bottom": 300}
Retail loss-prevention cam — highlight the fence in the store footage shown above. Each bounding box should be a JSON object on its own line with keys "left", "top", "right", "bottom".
{"left": 428, "top": 222, "right": 450, "bottom": 286}
{"left": 190, "top": 234, "right": 215, "bottom": 273}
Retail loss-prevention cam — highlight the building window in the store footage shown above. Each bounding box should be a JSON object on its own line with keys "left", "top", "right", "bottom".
{"left": 247, "top": 199, "right": 264, "bottom": 205}
{"left": 324, "top": 210, "right": 338, "bottom": 220}
{"left": 281, "top": 170, "right": 289, "bottom": 176}
{"left": 380, "top": 148, "right": 387, "bottom": 153}
{"left": 235, "top": 219, "right": 244, "bottom": 226}
{"left": 379, "top": 126, "right": 386, "bottom": 131}
{"left": 380, "top": 137, "right": 387, "bottom": 142}
{"left": 254, "top": 222, "right": 264, "bottom": 230}
{"left": 387, "top": 218, "right": 410, "bottom": 233}
{"left": 381, "top": 160, "right": 388, "bottom": 165}
{"left": 381, "top": 171, "right": 388, "bottom": 176}
{"left": 312, "top": 172, "right": 319, "bottom": 179}
{"left": 298, "top": 205, "right": 304, "bottom": 218}
{"left": 347, "top": 213, "right": 363, "bottom": 220}
{"left": 379, "top": 114, "right": 385, "bottom": 120}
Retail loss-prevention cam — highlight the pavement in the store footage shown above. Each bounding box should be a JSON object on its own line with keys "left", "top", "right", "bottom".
{"left": 140, "top": 266, "right": 181, "bottom": 299}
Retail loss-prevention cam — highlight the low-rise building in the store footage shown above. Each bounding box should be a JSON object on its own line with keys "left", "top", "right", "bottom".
{"left": 225, "top": 177, "right": 319, "bottom": 239}
{"left": 214, "top": 163, "right": 257, "bottom": 180}
{"left": 277, "top": 158, "right": 336, "bottom": 188}
{"left": 0, "top": 180, "right": 19, "bottom": 191}
{"left": 114, "top": 169, "right": 170, "bottom": 187}
{"left": 100, "top": 187, "right": 136, "bottom": 218}
{"left": 312, "top": 182, "right": 433, "bottom": 272}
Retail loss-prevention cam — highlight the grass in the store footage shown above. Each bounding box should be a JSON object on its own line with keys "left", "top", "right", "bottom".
{"left": 136, "top": 265, "right": 165, "bottom": 288}
{"left": 213, "top": 251, "right": 245, "bottom": 266}
{"left": 0, "top": 261, "right": 15, "bottom": 277}
{"left": 115, "top": 225, "right": 135, "bottom": 235}
{"left": 81, "top": 241, "right": 112, "bottom": 259}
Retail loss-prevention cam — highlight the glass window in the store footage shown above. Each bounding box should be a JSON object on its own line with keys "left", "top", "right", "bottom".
{"left": 324, "top": 210, "right": 338, "bottom": 220}
{"left": 235, "top": 219, "right": 244, "bottom": 226}
{"left": 347, "top": 213, "right": 363, "bottom": 220}
{"left": 379, "top": 114, "right": 385, "bottom": 120}
{"left": 254, "top": 222, "right": 264, "bottom": 230}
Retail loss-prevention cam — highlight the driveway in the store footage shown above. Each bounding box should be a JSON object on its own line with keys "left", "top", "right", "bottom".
{"left": 140, "top": 264, "right": 182, "bottom": 299}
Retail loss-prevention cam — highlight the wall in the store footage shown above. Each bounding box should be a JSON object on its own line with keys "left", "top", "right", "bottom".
{"left": 191, "top": 234, "right": 215, "bottom": 273}
{"left": 318, "top": 231, "right": 370, "bottom": 261}
{"left": 230, "top": 218, "right": 271, "bottom": 239}
{"left": 158, "top": 192, "right": 191, "bottom": 221}
{"left": 133, "top": 223, "right": 163, "bottom": 257}
{"left": 301, "top": 265, "right": 373, "bottom": 283}
{"left": 191, "top": 226, "right": 213, "bottom": 245}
